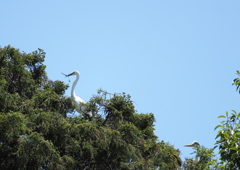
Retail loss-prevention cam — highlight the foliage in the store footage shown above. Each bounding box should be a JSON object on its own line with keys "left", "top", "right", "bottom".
{"left": 0, "top": 45, "right": 181, "bottom": 169}
{"left": 213, "top": 70, "right": 240, "bottom": 169}
{"left": 181, "top": 145, "right": 221, "bottom": 170}
{"left": 214, "top": 110, "right": 240, "bottom": 169}
{"left": 232, "top": 70, "right": 240, "bottom": 93}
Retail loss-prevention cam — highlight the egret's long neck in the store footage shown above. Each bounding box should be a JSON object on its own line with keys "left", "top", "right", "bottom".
{"left": 71, "top": 74, "right": 79, "bottom": 98}
{"left": 195, "top": 155, "right": 199, "bottom": 162}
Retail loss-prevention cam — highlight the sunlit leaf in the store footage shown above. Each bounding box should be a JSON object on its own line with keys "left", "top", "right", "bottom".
{"left": 215, "top": 125, "right": 223, "bottom": 130}
{"left": 218, "top": 115, "right": 226, "bottom": 119}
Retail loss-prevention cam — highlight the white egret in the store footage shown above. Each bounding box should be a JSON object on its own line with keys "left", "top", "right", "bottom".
{"left": 184, "top": 141, "right": 200, "bottom": 161}
{"left": 67, "top": 70, "right": 92, "bottom": 117}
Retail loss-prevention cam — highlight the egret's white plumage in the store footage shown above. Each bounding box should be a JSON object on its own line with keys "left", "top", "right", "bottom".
{"left": 67, "top": 70, "right": 92, "bottom": 116}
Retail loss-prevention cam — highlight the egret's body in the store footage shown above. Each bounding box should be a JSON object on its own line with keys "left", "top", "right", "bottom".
{"left": 67, "top": 71, "right": 92, "bottom": 116}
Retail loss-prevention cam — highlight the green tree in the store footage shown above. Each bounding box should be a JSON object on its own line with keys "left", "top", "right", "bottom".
{"left": 213, "top": 70, "right": 240, "bottom": 169}
{"left": 215, "top": 111, "right": 240, "bottom": 169}
{"left": 0, "top": 45, "right": 181, "bottom": 170}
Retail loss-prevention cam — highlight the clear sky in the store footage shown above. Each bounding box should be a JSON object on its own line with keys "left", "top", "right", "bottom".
{"left": 1, "top": 0, "right": 240, "bottom": 160}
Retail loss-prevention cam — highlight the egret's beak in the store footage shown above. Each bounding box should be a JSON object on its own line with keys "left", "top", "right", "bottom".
{"left": 67, "top": 72, "right": 74, "bottom": 76}
{"left": 184, "top": 144, "right": 193, "bottom": 147}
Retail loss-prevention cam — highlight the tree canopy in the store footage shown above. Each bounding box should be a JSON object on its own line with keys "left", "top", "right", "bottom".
{"left": 0, "top": 45, "right": 181, "bottom": 169}
{"left": 2, "top": 45, "right": 240, "bottom": 170}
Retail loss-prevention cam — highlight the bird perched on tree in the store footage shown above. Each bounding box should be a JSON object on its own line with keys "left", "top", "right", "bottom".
{"left": 184, "top": 141, "right": 200, "bottom": 161}
{"left": 66, "top": 70, "right": 92, "bottom": 117}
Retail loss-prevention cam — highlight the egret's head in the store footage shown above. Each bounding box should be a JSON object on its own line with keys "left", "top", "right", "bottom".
{"left": 67, "top": 70, "right": 80, "bottom": 76}
{"left": 184, "top": 141, "right": 200, "bottom": 147}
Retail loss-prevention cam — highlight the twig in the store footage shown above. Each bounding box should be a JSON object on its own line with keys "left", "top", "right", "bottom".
{"left": 61, "top": 72, "right": 70, "bottom": 82}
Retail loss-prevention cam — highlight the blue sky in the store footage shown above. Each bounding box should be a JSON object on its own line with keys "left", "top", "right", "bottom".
{"left": 1, "top": 1, "right": 240, "bottom": 160}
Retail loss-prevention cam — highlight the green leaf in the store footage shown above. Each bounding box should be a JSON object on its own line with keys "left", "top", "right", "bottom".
{"left": 214, "top": 125, "right": 223, "bottom": 130}
{"left": 215, "top": 133, "right": 222, "bottom": 139}
{"left": 226, "top": 111, "right": 228, "bottom": 117}
{"left": 229, "top": 147, "right": 237, "bottom": 150}
{"left": 218, "top": 115, "right": 226, "bottom": 119}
